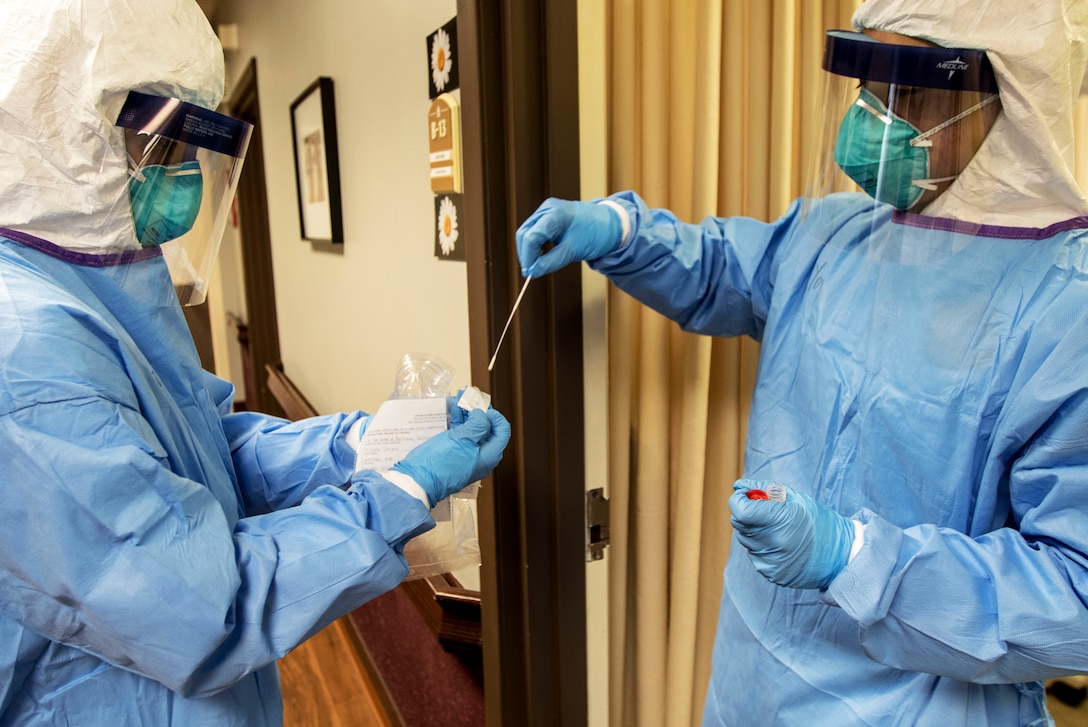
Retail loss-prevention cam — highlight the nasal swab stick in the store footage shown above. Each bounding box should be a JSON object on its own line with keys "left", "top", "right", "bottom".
{"left": 488, "top": 276, "right": 532, "bottom": 372}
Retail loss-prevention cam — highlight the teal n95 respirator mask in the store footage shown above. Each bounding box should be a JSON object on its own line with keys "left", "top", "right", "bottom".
{"left": 834, "top": 86, "right": 998, "bottom": 211}
{"left": 128, "top": 160, "right": 204, "bottom": 246}
{"left": 117, "top": 92, "right": 252, "bottom": 305}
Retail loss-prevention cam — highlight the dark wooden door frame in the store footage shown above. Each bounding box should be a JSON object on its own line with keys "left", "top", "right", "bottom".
{"left": 229, "top": 59, "right": 285, "bottom": 418}
{"left": 458, "top": 1, "right": 589, "bottom": 724}
{"left": 230, "top": 15, "right": 589, "bottom": 722}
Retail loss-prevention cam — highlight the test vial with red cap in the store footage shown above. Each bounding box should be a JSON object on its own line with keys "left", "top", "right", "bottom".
{"left": 746, "top": 484, "right": 787, "bottom": 501}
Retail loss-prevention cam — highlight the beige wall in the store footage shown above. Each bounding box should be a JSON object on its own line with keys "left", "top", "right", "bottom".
{"left": 209, "top": 0, "right": 469, "bottom": 416}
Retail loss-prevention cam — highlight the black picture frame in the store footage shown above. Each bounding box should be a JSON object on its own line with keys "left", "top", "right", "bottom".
{"left": 290, "top": 77, "right": 344, "bottom": 244}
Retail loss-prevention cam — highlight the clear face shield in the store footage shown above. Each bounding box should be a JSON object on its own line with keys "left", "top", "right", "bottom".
{"left": 804, "top": 31, "right": 1001, "bottom": 225}
{"left": 116, "top": 92, "right": 253, "bottom": 306}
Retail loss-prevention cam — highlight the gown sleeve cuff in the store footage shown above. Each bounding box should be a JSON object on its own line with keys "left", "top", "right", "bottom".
{"left": 347, "top": 471, "right": 434, "bottom": 547}
{"left": 820, "top": 511, "right": 902, "bottom": 623}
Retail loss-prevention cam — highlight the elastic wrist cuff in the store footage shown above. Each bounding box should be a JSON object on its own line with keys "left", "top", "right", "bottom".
{"left": 345, "top": 415, "right": 367, "bottom": 450}
{"left": 849, "top": 519, "right": 866, "bottom": 562}
{"left": 381, "top": 469, "right": 431, "bottom": 507}
{"left": 597, "top": 199, "right": 631, "bottom": 246}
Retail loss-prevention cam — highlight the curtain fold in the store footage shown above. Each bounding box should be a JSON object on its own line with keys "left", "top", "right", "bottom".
{"left": 1078, "top": 97, "right": 1088, "bottom": 185}
{"left": 604, "top": 2, "right": 859, "bottom": 725}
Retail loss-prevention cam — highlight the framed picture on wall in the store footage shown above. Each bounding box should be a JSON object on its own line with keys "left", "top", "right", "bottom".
{"left": 290, "top": 76, "right": 344, "bottom": 244}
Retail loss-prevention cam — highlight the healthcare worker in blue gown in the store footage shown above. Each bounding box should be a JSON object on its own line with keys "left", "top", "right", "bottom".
{"left": 0, "top": 1, "right": 510, "bottom": 724}
{"left": 517, "top": 1, "right": 1088, "bottom": 724}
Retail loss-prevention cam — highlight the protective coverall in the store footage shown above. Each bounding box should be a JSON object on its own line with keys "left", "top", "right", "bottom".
{"left": 0, "top": 228, "right": 432, "bottom": 723}
{"left": 594, "top": 190, "right": 1088, "bottom": 725}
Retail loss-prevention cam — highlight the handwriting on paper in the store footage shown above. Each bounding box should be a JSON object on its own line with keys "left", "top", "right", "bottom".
{"left": 354, "top": 398, "right": 447, "bottom": 473}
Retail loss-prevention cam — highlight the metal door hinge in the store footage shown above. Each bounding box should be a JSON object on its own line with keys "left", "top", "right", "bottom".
{"left": 586, "top": 488, "right": 610, "bottom": 562}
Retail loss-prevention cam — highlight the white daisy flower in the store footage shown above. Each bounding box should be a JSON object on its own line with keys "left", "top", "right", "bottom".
{"left": 437, "top": 196, "right": 459, "bottom": 255}
{"left": 431, "top": 28, "right": 453, "bottom": 92}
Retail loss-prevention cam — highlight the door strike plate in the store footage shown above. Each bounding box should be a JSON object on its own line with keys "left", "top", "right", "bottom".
{"left": 586, "top": 488, "right": 610, "bottom": 562}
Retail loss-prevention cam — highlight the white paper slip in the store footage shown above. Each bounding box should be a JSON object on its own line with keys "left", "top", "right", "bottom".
{"left": 457, "top": 385, "right": 492, "bottom": 412}
{"left": 354, "top": 397, "right": 447, "bottom": 473}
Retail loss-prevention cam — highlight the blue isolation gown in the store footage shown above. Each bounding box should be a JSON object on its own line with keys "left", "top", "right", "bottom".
{"left": 593, "top": 191, "right": 1088, "bottom": 726}
{"left": 0, "top": 230, "right": 433, "bottom": 725}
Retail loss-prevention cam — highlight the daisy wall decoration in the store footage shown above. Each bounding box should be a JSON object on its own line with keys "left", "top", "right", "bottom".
{"left": 426, "top": 18, "right": 459, "bottom": 100}
{"left": 434, "top": 194, "right": 465, "bottom": 261}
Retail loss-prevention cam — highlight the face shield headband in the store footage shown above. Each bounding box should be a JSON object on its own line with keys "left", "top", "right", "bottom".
{"left": 820, "top": 31, "right": 1000, "bottom": 212}
{"left": 823, "top": 31, "right": 999, "bottom": 93}
{"left": 116, "top": 92, "right": 252, "bottom": 306}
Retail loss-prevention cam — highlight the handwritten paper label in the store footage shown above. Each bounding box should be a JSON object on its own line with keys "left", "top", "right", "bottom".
{"left": 354, "top": 398, "right": 447, "bottom": 473}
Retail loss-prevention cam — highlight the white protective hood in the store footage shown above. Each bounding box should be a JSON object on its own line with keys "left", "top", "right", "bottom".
{"left": 0, "top": 0, "right": 225, "bottom": 253}
{"left": 853, "top": 0, "right": 1088, "bottom": 227}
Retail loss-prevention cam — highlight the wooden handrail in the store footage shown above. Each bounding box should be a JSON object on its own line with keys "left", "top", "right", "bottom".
{"left": 264, "top": 363, "right": 318, "bottom": 420}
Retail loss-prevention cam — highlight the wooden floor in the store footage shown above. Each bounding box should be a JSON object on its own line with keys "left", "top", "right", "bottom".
{"left": 279, "top": 618, "right": 396, "bottom": 726}
{"left": 279, "top": 622, "right": 1088, "bottom": 726}
{"left": 1052, "top": 686, "right": 1088, "bottom": 727}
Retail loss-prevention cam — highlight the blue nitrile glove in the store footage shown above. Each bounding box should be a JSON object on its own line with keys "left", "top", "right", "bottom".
{"left": 516, "top": 198, "right": 624, "bottom": 278}
{"left": 392, "top": 408, "right": 511, "bottom": 508}
{"left": 729, "top": 479, "right": 854, "bottom": 590}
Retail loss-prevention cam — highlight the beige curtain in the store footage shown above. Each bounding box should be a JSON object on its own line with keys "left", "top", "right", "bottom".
{"left": 1078, "top": 98, "right": 1088, "bottom": 187}
{"left": 604, "top": 2, "right": 859, "bottom": 726}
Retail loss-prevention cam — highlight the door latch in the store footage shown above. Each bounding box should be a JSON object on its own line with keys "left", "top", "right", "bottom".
{"left": 586, "top": 488, "right": 610, "bottom": 562}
